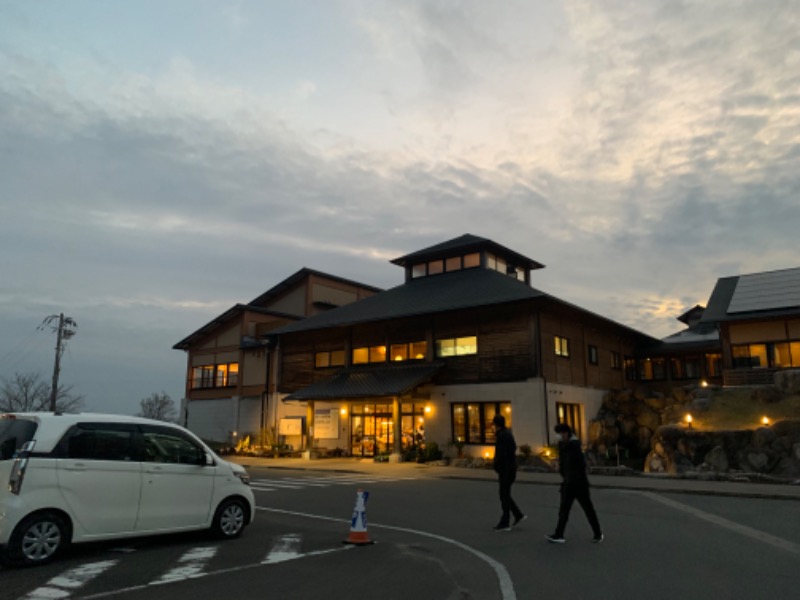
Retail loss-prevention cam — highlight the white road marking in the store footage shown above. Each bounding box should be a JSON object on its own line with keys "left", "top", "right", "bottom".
{"left": 151, "top": 546, "right": 218, "bottom": 585}
{"left": 263, "top": 533, "right": 302, "bottom": 564}
{"left": 640, "top": 491, "right": 800, "bottom": 555}
{"left": 255, "top": 506, "right": 517, "bottom": 600}
{"left": 22, "top": 560, "right": 119, "bottom": 599}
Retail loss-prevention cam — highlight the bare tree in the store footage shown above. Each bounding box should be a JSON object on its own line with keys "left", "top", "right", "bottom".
{"left": 138, "top": 392, "right": 177, "bottom": 422}
{"left": 0, "top": 372, "right": 84, "bottom": 413}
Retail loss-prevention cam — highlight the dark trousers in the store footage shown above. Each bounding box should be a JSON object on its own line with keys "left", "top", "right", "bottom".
{"left": 555, "top": 484, "right": 601, "bottom": 537}
{"left": 498, "top": 470, "right": 523, "bottom": 525}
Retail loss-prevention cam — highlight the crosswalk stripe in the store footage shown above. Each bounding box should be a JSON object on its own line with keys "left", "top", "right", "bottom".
{"left": 23, "top": 559, "right": 119, "bottom": 599}
{"left": 263, "top": 533, "right": 302, "bottom": 564}
{"left": 151, "top": 546, "right": 218, "bottom": 585}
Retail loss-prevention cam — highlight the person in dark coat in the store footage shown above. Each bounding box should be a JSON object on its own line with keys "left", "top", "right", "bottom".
{"left": 492, "top": 414, "right": 526, "bottom": 531}
{"left": 546, "top": 423, "right": 603, "bottom": 543}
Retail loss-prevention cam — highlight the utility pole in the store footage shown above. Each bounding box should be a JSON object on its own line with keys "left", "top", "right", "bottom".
{"left": 40, "top": 313, "right": 77, "bottom": 412}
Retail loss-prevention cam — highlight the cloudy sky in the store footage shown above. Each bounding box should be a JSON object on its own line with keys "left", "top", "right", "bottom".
{"left": 2, "top": 0, "right": 799, "bottom": 415}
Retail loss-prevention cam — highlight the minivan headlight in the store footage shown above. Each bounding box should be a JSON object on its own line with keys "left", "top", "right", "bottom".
{"left": 234, "top": 471, "right": 250, "bottom": 485}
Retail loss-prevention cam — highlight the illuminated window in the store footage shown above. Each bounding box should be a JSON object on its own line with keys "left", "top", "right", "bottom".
{"left": 554, "top": 336, "right": 570, "bottom": 357}
{"left": 446, "top": 256, "right": 462, "bottom": 272}
{"left": 427, "top": 260, "right": 444, "bottom": 275}
{"left": 706, "top": 353, "right": 721, "bottom": 376}
{"left": 353, "top": 346, "right": 386, "bottom": 364}
{"left": 463, "top": 253, "right": 480, "bottom": 268}
{"left": 192, "top": 363, "right": 237, "bottom": 389}
{"left": 486, "top": 253, "right": 496, "bottom": 270}
{"left": 450, "top": 402, "right": 511, "bottom": 444}
{"left": 412, "top": 263, "right": 426, "bottom": 278}
{"left": 352, "top": 348, "right": 369, "bottom": 364}
{"left": 390, "top": 341, "right": 427, "bottom": 362}
{"left": 436, "top": 336, "right": 477, "bottom": 357}
{"left": 315, "top": 350, "right": 345, "bottom": 368}
{"left": 369, "top": 345, "right": 387, "bottom": 363}
{"left": 556, "top": 402, "right": 583, "bottom": 440}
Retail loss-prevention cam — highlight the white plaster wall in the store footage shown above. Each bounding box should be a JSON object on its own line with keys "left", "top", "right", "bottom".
{"left": 425, "top": 378, "right": 547, "bottom": 458}
{"left": 187, "top": 398, "right": 238, "bottom": 444}
{"left": 545, "top": 383, "right": 605, "bottom": 446}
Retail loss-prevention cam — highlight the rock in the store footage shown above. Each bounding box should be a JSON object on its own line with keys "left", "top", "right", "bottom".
{"left": 634, "top": 387, "right": 647, "bottom": 401}
{"left": 738, "top": 448, "right": 777, "bottom": 473}
{"left": 636, "top": 407, "right": 661, "bottom": 432}
{"left": 704, "top": 446, "right": 729, "bottom": 471}
{"left": 588, "top": 420, "right": 604, "bottom": 443}
{"left": 619, "top": 416, "right": 638, "bottom": 438}
{"left": 794, "top": 443, "right": 800, "bottom": 462}
{"left": 771, "top": 457, "right": 800, "bottom": 479}
{"left": 772, "top": 420, "right": 800, "bottom": 441}
{"left": 671, "top": 453, "right": 696, "bottom": 474}
{"left": 771, "top": 435, "right": 794, "bottom": 454}
{"left": 672, "top": 387, "right": 688, "bottom": 404}
{"left": 751, "top": 386, "right": 782, "bottom": 404}
{"left": 645, "top": 396, "right": 668, "bottom": 411}
{"left": 752, "top": 427, "right": 777, "bottom": 448}
{"left": 692, "top": 388, "right": 712, "bottom": 400}
{"left": 637, "top": 428, "right": 653, "bottom": 454}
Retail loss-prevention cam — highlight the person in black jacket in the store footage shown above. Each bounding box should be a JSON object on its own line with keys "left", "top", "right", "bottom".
{"left": 546, "top": 423, "right": 603, "bottom": 544}
{"left": 492, "top": 414, "right": 526, "bottom": 531}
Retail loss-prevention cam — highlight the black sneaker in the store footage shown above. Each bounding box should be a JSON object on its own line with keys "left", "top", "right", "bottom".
{"left": 592, "top": 534, "right": 604, "bottom": 544}
{"left": 545, "top": 534, "right": 566, "bottom": 543}
{"left": 513, "top": 514, "right": 528, "bottom": 527}
{"left": 493, "top": 524, "right": 512, "bottom": 532}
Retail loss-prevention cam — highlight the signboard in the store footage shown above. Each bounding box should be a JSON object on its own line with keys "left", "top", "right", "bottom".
{"left": 279, "top": 417, "right": 304, "bottom": 436}
{"left": 314, "top": 409, "right": 339, "bottom": 439}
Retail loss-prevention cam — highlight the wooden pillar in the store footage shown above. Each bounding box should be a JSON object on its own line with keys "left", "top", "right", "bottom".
{"left": 303, "top": 400, "right": 315, "bottom": 458}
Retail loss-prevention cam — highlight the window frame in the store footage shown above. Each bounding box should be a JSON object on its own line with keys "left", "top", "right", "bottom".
{"left": 554, "top": 336, "right": 570, "bottom": 358}
{"left": 435, "top": 336, "right": 478, "bottom": 358}
{"left": 588, "top": 344, "right": 598, "bottom": 365}
{"left": 450, "top": 401, "right": 512, "bottom": 445}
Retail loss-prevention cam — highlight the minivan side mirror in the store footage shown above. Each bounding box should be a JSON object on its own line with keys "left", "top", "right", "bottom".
{"left": 204, "top": 453, "right": 215, "bottom": 466}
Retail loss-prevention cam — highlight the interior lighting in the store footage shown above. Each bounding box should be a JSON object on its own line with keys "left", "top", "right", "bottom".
{"left": 424, "top": 406, "right": 432, "bottom": 414}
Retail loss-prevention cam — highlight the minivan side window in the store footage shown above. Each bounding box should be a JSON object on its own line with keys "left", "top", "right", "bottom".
{"left": 58, "top": 423, "right": 139, "bottom": 461}
{"left": 0, "top": 419, "right": 38, "bottom": 460}
{"left": 140, "top": 426, "right": 205, "bottom": 466}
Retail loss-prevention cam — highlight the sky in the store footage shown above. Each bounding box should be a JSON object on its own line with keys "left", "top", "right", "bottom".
{"left": 2, "top": 0, "right": 799, "bottom": 416}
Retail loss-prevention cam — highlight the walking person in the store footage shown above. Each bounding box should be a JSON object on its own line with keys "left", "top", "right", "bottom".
{"left": 546, "top": 423, "right": 603, "bottom": 543}
{"left": 492, "top": 414, "right": 526, "bottom": 531}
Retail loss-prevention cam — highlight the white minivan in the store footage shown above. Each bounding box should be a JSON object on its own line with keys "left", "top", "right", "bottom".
{"left": 0, "top": 412, "right": 255, "bottom": 567}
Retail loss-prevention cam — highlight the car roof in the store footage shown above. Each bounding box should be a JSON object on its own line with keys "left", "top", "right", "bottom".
{"left": 1, "top": 412, "right": 189, "bottom": 452}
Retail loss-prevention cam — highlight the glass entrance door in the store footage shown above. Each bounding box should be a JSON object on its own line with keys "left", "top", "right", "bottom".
{"left": 350, "top": 404, "right": 393, "bottom": 457}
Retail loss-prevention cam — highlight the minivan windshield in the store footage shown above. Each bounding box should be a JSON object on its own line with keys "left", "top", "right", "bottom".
{"left": 0, "top": 419, "right": 38, "bottom": 460}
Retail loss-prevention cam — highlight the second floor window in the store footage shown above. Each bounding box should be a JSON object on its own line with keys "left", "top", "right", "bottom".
{"left": 352, "top": 345, "right": 386, "bottom": 365}
{"left": 555, "top": 336, "right": 570, "bottom": 357}
{"left": 588, "top": 345, "right": 598, "bottom": 365}
{"left": 390, "top": 341, "right": 427, "bottom": 361}
{"left": 436, "top": 336, "right": 477, "bottom": 357}
{"left": 315, "top": 350, "right": 345, "bottom": 368}
{"left": 192, "top": 362, "right": 238, "bottom": 389}
{"left": 611, "top": 351, "right": 621, "bottom": 370}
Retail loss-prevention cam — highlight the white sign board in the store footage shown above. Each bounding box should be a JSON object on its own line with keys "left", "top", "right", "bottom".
{"left": 279, "top": 417, "right": 303, "bottom": 436}
{"left": 314, "top": 409, "right": 339, "bottom": 439}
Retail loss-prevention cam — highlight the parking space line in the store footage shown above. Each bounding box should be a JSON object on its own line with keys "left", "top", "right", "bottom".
{"left": 263, "top": 533, "right": 302, "bottom": 564}
{"left": 640, "top": 491, "right": 800, "bottom": 555}
{"left": 151, "top": 546, "right": 218, "bottom": 585}
{"left": 22, "top": 559, "right": 119, "bottom": 599}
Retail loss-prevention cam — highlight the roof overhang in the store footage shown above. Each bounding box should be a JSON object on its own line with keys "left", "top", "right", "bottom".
{"left": 283, "top": 363, "right": 443, "bottom": 402}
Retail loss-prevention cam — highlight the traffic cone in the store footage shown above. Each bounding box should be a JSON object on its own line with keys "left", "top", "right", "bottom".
{"left": 343, "top": 488, "right": 374, "bottom": 545}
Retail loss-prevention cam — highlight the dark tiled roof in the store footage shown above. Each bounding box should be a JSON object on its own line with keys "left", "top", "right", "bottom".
{"left": 284, "top": 363, "right": 443, "bottom": 401}
{"left": 390, "top": 233, "right": 544, "bottom": 270}
{"left": 249, "top": 267, "right": 382, "bottom": 307}
{"left": 271, "top": 268, "right": 547, "bottom": 334}
{"left": 173, "top": 304, "right": 299, "bottom": 350}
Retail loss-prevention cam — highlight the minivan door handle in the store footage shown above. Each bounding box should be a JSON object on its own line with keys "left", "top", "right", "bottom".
{"left": 64, "top": 463, "right": 87, "bottom": 471}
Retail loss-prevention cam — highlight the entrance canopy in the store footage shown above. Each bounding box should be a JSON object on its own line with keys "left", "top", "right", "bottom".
{"left": 283, "top": 363, "right": 443, "bottom": 401}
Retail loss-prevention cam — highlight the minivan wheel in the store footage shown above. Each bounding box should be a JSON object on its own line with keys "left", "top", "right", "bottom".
{"left": 6, "top": 512, "right": 69, "bottom": 567}
{"left": 211, "top": 498, "right": 248, "bottom": 539}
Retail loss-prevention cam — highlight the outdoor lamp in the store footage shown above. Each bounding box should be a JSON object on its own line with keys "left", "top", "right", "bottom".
{"left": 762, "top": 416, "right": 769, "bottom": 426}
{"left": 685, "top": 414, "right": 693, "bottom": 428}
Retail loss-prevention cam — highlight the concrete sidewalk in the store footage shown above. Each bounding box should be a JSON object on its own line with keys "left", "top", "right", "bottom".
{"left": 227, "top": 456, "right": 800, "bottom": 501}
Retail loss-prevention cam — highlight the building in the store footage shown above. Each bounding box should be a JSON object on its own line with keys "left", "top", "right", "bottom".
{"left": 698, "top": 267, "right": 800, "bottom": 385}
{"left": 175, "top": 235, "right": 800, "bottom": 460}
{"left": 264, "top": 235, "right": 656, "bottom": 459}
{"left": 172, "top": 268, "right": 381, "bottom": 445}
